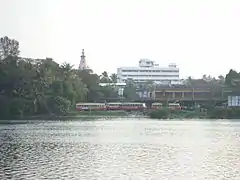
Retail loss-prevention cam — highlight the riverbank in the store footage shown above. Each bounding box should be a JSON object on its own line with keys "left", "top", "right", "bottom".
{"left": 148, "top": 107, "right": 240, "bottom": 119}
{"left": 0, "top": 110, "right": 133, "bottom": 122}
{"left": 1, "top": 108, "right": 240, "bottom": 122}
{"left": 148, "top": 109, "right": 206, "bottom": 119}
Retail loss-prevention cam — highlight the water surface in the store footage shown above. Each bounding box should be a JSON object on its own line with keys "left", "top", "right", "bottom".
{"left": 0, "top": 118, "right": 240, "bottom": 179}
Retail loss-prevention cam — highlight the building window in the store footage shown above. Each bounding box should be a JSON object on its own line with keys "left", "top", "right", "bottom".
{"left": 121, "top": 69, "right": 179, "bottom": 73}
{"left": 122, "top": 70, "right": 138, "bottom": 72}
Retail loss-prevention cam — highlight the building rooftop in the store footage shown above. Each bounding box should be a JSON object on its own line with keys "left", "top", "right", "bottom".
{"left": 99, "top": 82, "right": 126, "bottom": 86}
{"left": 118, "top": 59, "right": 178, "bottom": 69}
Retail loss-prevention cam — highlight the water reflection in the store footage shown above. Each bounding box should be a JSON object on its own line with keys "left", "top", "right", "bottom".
{"left": 0, "top": 119, "right": 240, "bottom": 179}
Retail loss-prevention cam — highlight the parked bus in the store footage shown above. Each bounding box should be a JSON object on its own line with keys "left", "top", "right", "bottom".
{"left": 168, "top": 103, "right": 181, "bottom": 110}
{"left": 76, "top": 103, "right": 106, "bottom": 111}
{"left": 107, "top": 102, "right": 122, "bottom": 110}
{"left": 151, "top": 103, "right": 163, "bottom": 109}
{"left": 120, "top": 102, "right": 146, "bottom": 111}
{"left": 76, "top": 102, "right": 146, "bottom": 111}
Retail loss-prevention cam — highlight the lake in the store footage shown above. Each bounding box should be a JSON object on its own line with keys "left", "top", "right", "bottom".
{"left": 0, "top": 118, "right": 240, "bottom": 179}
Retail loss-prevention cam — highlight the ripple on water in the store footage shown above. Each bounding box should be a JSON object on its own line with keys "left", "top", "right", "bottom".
{"left": 0, "top": 119, "right": 240, "bottom": 180}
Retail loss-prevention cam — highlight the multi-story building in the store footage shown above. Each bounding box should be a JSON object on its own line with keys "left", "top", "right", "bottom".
{"left": 117, "top": 59, "right": 181, "bottom": 84}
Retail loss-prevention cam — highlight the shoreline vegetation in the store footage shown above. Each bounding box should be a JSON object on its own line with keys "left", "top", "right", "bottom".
{"left": 1, "top": 36, "right": 240, "bottom": 121}
{"left": 0, "top": 110, "right": 130, "bottom": 121}
{"left": 149, "top": 107, "right": 240, "bottom": 119}
{"left": 0, "top": 36, "right": 126, "bottom": 120}
{"left": 1, "top": 107, "right": 240, "bottom": 123}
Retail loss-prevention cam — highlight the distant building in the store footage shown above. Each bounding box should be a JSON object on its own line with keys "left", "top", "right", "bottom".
{"left": 20, "top": 57, "right": 55, "bottom": 65}
{"left": 117, "top": 59, "right": 181, "bottom": 85}
{"left": 78, "top": 49, "right": 90, "bottom": 70}
{"left": 228, "top": 96, "right": 240, "bottom": 107}
{"left": 99, "top": 82, "right": 126, "bottom": 87}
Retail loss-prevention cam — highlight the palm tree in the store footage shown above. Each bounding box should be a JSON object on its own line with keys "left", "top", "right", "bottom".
{"left": 100, "top": 71, "right": 110, "bottom": 83}
{"left": 60, "top": 63, "right": 74, "bottom": 79}
{"left": 102, "top": 71, "right": 108, "bottom": 78}
{"left": 186, "top": 76, "right": 192, "bottom": 87}
{"left": 202, "top": 74, "right": 207, "bottom": 80}
{"left": 110, "top": 73, "right": 118, "bottom": 83}
{"left": 218, "top": 75, "right": 225, "bottom": 84}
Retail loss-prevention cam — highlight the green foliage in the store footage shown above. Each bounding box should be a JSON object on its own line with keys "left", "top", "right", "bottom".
{"left": 224, "top": 69, "right": 240, "bottom": 95}
{"left": 149, "top": 109, "right": 207, "bottom": 119}
{"left": 0, "top": 36, "right": 118, "bottom": 119}
{"left": 100, "top": 86, "right": 118, "bottom": 99}
{"left": 149, "top": 108, "right": 170, "bottom": 119}
{"left": 47, "top": 96, "right": 71, "bottom": 115}
{"left": 123, "top": 79, "right": 139, "bottom": 101}
{"left": 110, "top": 73, "right": 118, "bottom": 83}
{"left": 208, "top": 108, "right": 240, "bottom": 119}
{"left": 0, "top": 56, "right": 87, "bottom": 118}
{"left": 225, "top": 69, "right": 240, "bottom": 86}
{"left": 75, "top": 110, "right": 128, "bottom": 116}
{"left": 123, "top": 86, "right": 139, "bottom": 101}
{"left": 99, "top": 72, "right": 118, "bottom": 83}
{"left": 0, "top": 36, "right": 20, "bottom": 60}
{"left": 77, "top": 70, "right": 109, "bottom": 102}
{"left": 100, "top": 71, "right": 110, "bottom": 83}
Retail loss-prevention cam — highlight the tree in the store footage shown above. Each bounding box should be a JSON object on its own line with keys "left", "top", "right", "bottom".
{"left": 78, "top": 70, "right": 103, "bottom": 102}
{"left": 0, "top": 42, "right": 88, "bottom": 118}
{"left": 186, "top": 76, "right": 192, "bottom": 87}
{"left": 0, "top": 36, "right": 20, "bottom": 60}
{"left": 123, "top": 86, "right": 139, "bottom": 101}
{"left": 110, "top": 73, "right": 118, "bottom": 83}
{"left": 99, "top": 86, "right": 119, "bottom": 100}
{"left": 202, "top": 74, "right": 214, "bottom": 82}
{"left": 0, "top": 36, "right": 119, "bottom": 119}
{"left": 125, "top": 78, "right": 135, "bottom": 86}
{"left": 225, "top": 69, "right": 240, "bottom": 86}
{"left": 100, "top": 71, "right": 110, "bottom": 83}
{"left": 225, "top": 69, "right": 240, "bottom": 95}
{"left": 218, "top": 75, "right": 225, "bottom": 84}
{"left": 102, "top": 71, "right": 108, "bottom": 77}
{"left": 123, "top": 79, "right": 139, "bottom": 101}
{"left": 202, "top": 74, "right": 207, "bottom": 80}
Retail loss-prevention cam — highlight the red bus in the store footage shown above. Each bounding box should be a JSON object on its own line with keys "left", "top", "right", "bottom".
{"left": 151, "top": 103, "right": 163, "bottom": 109}
{"left": 120, "top": 102, "right": 146, "bottom": 111}
{"left": 168, "top": 103, "right": 181, "bottom": 110}
{"left": 76, "top": 103, "right": 106, "bottom": 111}
{"left": 107, "top": 102, "right": 122, "bottom": 110}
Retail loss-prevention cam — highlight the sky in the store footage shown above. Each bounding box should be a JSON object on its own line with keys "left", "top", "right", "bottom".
{"left": 1, "top": 0, "right": 240, "bottom": 79}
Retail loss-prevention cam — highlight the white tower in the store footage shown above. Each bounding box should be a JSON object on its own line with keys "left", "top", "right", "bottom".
{"left": 78, "top": 49, "right": 89, "bottom": 70}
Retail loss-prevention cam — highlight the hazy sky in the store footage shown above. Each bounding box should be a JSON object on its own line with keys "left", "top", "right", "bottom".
{"left": 1, "top": 0, "right": 240, "bottom": 78}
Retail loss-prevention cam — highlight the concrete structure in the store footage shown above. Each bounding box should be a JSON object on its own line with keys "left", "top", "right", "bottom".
{"left": 99, "top": 82, "right": 126, "bottom": 87}
{"left": 228, "top": 96, "right": 240, "bottom": 107}
{"left": 117, "top": 59, "right": 181, "bottom": 84}
{"left": 151, "top": 85, "right": 233, "bottom": 103}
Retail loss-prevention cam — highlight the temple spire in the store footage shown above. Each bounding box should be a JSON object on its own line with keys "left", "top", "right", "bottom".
{"left": 79, "top": 49, "right": 88, "bottom": 70}
{"left": 81, "top": 49, "right": 85, "bottom": 58}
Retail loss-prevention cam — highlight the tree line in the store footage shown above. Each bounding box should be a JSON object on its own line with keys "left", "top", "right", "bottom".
{"left": 0, "top": 36, "right": 119, "bottom": 118}
{"left": 1, "top": 36, "right": 240, "bottom": 119}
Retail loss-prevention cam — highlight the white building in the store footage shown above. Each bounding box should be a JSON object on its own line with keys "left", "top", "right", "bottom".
{"left": 117, "top": 59, "right": 181, "bottom": 85}
{"left": 99, "top": 82, "right": 126, "bottom": 87}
